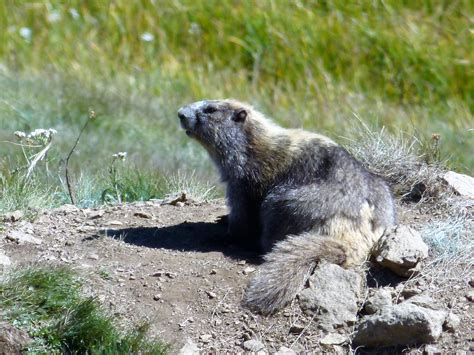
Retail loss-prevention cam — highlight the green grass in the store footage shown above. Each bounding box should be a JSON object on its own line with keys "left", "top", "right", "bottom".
{"left": 1, "top": 1, "right": 471, "bottom": 104}
{"left": 0, "top": 266, "right": 169, "bottom": 354}
{"left": 0, "top": 1, "right": 472, "bottom": 212}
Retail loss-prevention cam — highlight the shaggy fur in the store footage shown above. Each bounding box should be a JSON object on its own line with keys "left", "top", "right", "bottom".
{"left": 178, "top": 99, "right": 396, "bottom": 314}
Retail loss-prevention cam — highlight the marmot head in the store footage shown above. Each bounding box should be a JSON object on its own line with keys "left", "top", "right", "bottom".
{"left": 178, "top": 99, "right": 248, "bottom": 147}
{"left": 178, "top": 99, "right": 285, "bottom": 181}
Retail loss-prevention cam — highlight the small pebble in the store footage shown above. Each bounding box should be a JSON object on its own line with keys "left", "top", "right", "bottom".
{"left": 443, "top": 313, "right": 461, "bottom": 332}
{"left": 206, "top": 290, "right": 217, "bottom": 299}
{"left": 243, "top": 266, "right": 256, "bottom": 275}
{"left": 465, "top": 290, "right": 474, "bottom": 303}
{"left": 199, "top": 334, "right": 212, "bottom": 343}
{"left": 87, "top": 253, "right": 99, "bottom": 260}
{"left": 134, "top": 211, "right": 153, "bottom": 219}
{"left": 243, "top": 339, "right": 265, "bottom": 352}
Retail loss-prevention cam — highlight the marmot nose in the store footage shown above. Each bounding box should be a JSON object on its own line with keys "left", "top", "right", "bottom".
{"left": 178, "top": 112, "right": 187, "bottom": 122}
{"left": 177, "top": 107, "right": 193, "bottom": 122}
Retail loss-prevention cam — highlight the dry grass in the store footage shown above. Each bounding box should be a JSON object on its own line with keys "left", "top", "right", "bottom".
{"left": 343, "top": 118, "right": 445, "bottom": 202}
{"left": 164, "top": 171, "right": 218, "bottom": 202}
{"left": 345, "top": 121, "right": 473, "bottom": 295}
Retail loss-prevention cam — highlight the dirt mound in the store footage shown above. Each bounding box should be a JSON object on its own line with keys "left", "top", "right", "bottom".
{"left": 1, "top": 199, "right": 472, "bottom": 353}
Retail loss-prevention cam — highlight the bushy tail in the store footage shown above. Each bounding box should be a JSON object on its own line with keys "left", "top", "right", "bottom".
{"left": 243, "top": 232, "right": 346, "bottom": 315}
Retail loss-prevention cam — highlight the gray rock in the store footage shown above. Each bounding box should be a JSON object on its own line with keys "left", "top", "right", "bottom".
{"left": 0, "top": 253, "right": 11, "bottom": 267}
{"left": 424, "top": 344, "right": 441, "bottom": 354}
{"left": 5, "top": 230, "right": 42, "bottom": 245}
{"left": 373, "top": 225, "right": 428, "bottom": 277}
{"left": 353, "top": 302, "right": 447, "bottom": 347}
{"left": 178, "top": 338, "right": 199, "bottom": 355}
{"left": 288, "top": 324, "right": 304, "bottom": 334}
{"left": 134, "top": 211, "right": 153, "bottom": 219}
{"left": 443, "top": 312, "right": 460, "bottom": 332}
{"left": 319, "top": 333, "right": 346, "bottom": 345}
{"left": 243, "top": 339, "right": 265, "bottom": 352}
{"left": 199, "top": 334, "right": 212, "bottom": 343}
{"left": 2, "top": 210, "right": 24, "bottom": 222}
{"left": 87, "top": 253, "right": 100, "bottom": 261}
{"left": 0, "top": 322, "right": 32, "bottom": 353}
{"left": 275, "top": 346, "right": 296, "bottom": 355}
{"left": 364, "top": 288, "right": 392, "bottom": 314}
{"left": 405, "top": 294, "right": 442, "bottom": 310}
{"left": 86, "top": 209, "right": 105, "bottom": 219}
{"left": 443, "top": 171, "right": 474, "bottom": 199}
{"left": 401, "top": 288, "right": 422, "bottom": 298}
{"left": 54, "top": 204, "right": 79, "bottom": 214}
{"left": 298, "top": 262, "right": 363, "bottom": 329}
{"left": 242, "top": 266, "right": 256, "bottom": 275}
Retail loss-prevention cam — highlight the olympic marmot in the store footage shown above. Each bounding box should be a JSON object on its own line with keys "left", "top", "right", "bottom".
{"left": 178, "top": 99, "right": 396, "bottom": 315}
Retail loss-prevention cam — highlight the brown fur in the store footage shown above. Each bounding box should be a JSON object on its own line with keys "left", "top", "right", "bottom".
{"left": 178, "top": 99, "right": 396, "bottom": 314}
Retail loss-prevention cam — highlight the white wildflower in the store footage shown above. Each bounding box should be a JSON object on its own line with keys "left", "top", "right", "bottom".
{"left": 189, "top": 22, "right": 202, "bottom": 36}
{"left": 26, "top": 128, "right": 57, "bottom": 144}
{"left": 14, "top": 131, "right": 26, "bottom": 139}
{"left": 47, "top": 10, "right": 61, "bottom": 23}
{"left": 140, "top": 32, "right": 154, "bottom": 42}
{"left": 69, "top": 8, "right": 80, "bottom": 20}
{"left": 28, "top": 128, "right": 47, "bottom": 139}
{"left": 19, "top": 27, "right": 32, "bottom": 41}
{"left": 113, "top": 152, "right": 127, "bottom": 160}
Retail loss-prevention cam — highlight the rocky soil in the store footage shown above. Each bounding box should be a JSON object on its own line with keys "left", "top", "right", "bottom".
{"left": 0, "top": 196, "right": 473, "bottom": 353}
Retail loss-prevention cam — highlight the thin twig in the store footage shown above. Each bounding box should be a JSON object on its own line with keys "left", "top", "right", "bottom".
{"left": 65, "top": 111, "right": 95, "bottom": 205}
{"left": 2, "top": 140, "right": 43, "bottom": 148}
{"left": 290, "top": 312, "right": 317, "bottom": 349}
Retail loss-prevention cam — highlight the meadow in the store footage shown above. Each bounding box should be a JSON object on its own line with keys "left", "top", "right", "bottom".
{"left": 0, "top": 0, "right": 472, "bottom": 209}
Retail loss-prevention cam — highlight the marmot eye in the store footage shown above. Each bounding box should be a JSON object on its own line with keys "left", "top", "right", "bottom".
{"left": 203, "top": 106, "right": 217, "bottom": 114}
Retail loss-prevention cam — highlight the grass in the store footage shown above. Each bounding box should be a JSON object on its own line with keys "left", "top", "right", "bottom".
{"left": 346, "top": 119, "right": 473, "bottom": 297}
{"left": 0, "top": 266, "right": 169, "bottom": 353}
{"left": 0, "top": 164, "right": 216, "bottom": 216}
{"left": 406, "top": 215, "right": 474, "bottom": 295}
{"left": 344, "top": 119, "right": 444, "bottom": 201}
{"left": 1, "top": 1, "right": 471, "bottom": 104}
{"left": 0, "top": 2, "right": 471, "bottom": 209}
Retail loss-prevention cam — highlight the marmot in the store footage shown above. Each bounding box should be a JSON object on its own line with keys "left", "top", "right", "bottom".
{"left": 178, "top": 99, "right": 396, "bottom": 314}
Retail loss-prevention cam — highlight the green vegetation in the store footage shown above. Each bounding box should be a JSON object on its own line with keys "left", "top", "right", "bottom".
{"left": 0, "top": 3, "right": 471, "bottom": 351}
{"left": 0, "top": 266, "right": 169, "bottom": 353}
{"left": 0, "top": 1, "right": 472, "bottom": 212}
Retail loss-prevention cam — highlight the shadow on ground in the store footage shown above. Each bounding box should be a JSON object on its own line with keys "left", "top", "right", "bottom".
{"left": 366, "top": 262, "right": 405, "bottom": 288}
{"left": 97, "top": 218, "right": 261, "bottom": 262}
{"left": 92, "top": 217, "right": 404, "bottom": 284}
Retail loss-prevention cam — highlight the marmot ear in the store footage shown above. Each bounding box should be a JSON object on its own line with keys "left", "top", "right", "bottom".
{"left": 232, "top": 109, "right": 247, "bottom": 123}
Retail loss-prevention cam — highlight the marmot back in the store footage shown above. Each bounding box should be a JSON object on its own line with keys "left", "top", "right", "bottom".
{"left": 178, "top": 99, "right": 396, "bottom": 314}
